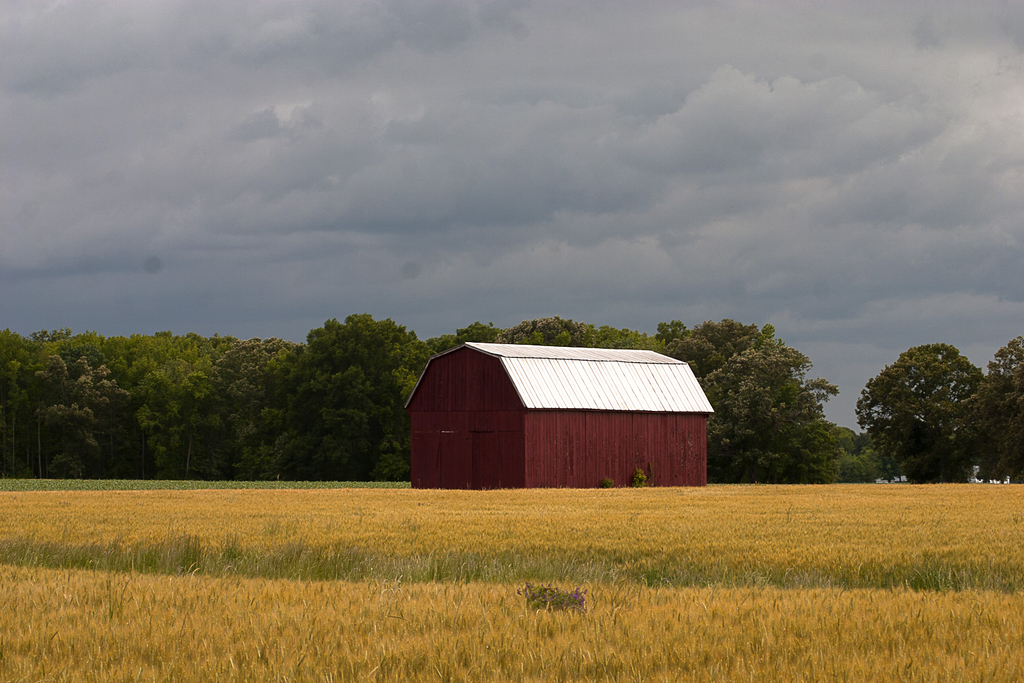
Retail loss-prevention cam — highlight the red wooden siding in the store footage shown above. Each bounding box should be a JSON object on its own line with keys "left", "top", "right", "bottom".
{"left": 406, "top": 347, "right": 523, "bottom": 413}
{"left": 408, "top": 347, "right": 526, "bottom": 489}
{"left": 407, "top": 419, "right": 524, "bottom": 489}
{"left": 523, "top": 411, "right": 706, "bottom": 487}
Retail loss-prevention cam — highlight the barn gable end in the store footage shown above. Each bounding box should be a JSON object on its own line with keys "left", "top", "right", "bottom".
{"left": 405, "top": 343, "right": 712, "bottom": 489}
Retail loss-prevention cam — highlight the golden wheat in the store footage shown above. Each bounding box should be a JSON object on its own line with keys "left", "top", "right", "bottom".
{"left": 1, "top": 564, "right": 1022, "bottom": 683}
{"left": 1, "top": 485, "right": 1022, "bottom": 589}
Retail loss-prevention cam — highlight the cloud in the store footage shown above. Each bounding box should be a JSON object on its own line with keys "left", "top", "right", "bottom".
{"left": 3, "top": 0, "right": 1024, "bottom": 428}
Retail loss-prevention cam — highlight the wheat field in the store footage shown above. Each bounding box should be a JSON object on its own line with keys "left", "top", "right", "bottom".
{"left": 2, "top": 484, "right": 1023, "bottom": 681}
{"left": 2, "top": 485, "right": 1022, "bottom": 589}
{"left": 2, "top": 565, "right": 1023, "bottom": 682}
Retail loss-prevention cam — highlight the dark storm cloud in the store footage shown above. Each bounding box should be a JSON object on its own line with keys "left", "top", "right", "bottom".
{"left": 3, "top": 0, "right": 1024, "bottom": 427}
{"left": 2, "top": 1, "right": 510, "bottom": 93}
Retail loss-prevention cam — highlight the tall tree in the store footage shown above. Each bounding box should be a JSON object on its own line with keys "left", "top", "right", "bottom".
{"left": 426, "top": 322, "right": 500, "bottom": 354}
{"left": 699, "top": 326, "right": 839, "bottom": 483}
{"left": 102, "top": 331, "right": 185, "bottom": 478}
{"left": 832, "top": 427, "right": 901, "bottom": 483}
{"left": 34, "top": 355, "right": 130, "bottom": 478}
{"left": 496, "top": 317, "right": 591, "bottom": 346}
{"left": 213, "top": 337, "right": 297, "bottom": 479}
{"left": 972, "top": 336, "right": 1024, "bottom": 480}
{"left": 857, "top": 343, "right": 982, "bottom": 483}
{"left": 495, "top": 317, "right": 660, "bottom": 350}
{"left": 131, "top": 333, "right": 235, "bottom": 479}
{"left": 655, "top": 320, "right": 689, "bottom": 347}
{"left": 585, "top": 325, "right": 662, "bottom": 350}
{"left": 280, "top": 315, "right": 431, "bottom": 481}
{"left": 664, "top": 319, "right": 761, "bottom": 378}
{"left": 0, "top": 330, "right": 39, "bottom": 477}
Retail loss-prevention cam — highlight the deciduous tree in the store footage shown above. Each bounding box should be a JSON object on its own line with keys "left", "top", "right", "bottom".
{"left": 972, "top": 336, "right": 1024, "bottom": 480}
{"left": 281, "top": 315, "right": 431, "bottom": 481}
{"left": 665, "top": 319, "right": 760, "bottom": 379}
{"left": 213, "top": 337, "right": 297, "bottom": 479}
{"left": 34, "top": 355, "right": 129, "bottom": 478}
{"left": 496, "top": 317, "right": 590, "bottom": 346}
{"left": 0, "top": 330, "right": 38, "bottom": 477}
{"left": 832, "top": 427, "right": 901, "bottom": 482}
{"left": 426, "top": 322, "right": 500, "bottom": 354}
{"left": 856, "top": 343, "right": 982, "bottom": 483}
{"left": 700, "top": 327, "right": 839, "bottom": 483}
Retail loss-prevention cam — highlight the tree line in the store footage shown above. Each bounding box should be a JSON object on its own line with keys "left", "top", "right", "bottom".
{"left": 1, "top": 316, "right": 1020, "bottom": 483}
{"left": 856, "top": 341, "right": 1024, "bottom": 483}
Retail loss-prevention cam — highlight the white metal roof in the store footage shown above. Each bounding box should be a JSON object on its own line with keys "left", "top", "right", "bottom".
{"left": 463, "top": 343, "right": 674, "bottom": 363}
{"left": 426, "top": 342, "right": 713, "bottom": 413}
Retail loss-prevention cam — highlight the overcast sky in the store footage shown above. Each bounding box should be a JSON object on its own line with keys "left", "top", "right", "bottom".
{"left": 3, "top": 0, "right": 1024, "bottom": 428}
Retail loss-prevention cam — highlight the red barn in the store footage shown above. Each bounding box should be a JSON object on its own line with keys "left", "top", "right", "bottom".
{"left": 405, "top": 343, "right": 713, "bottom": 489}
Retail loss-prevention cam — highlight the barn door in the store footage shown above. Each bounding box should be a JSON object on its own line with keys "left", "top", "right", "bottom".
{"left": 471, "top": 431, "right": 525, "bottom": 489}
{"left": 471, "top": 432, "right": 500, "bottom": 489}
{"left": 410, "top": 433, "right": 441, "bottom": 488}
{"left": 438, "top": 431, "right": 472, "bottom": 489}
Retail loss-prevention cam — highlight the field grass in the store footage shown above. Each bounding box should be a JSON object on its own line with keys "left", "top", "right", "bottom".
{"left": 2, "top": 565, "right": 1023, "bottom": 682}
{"left": 0, "top": 479, "right": 410, "bottom": 491}
{"left": 3, "top": 485, "right": 1023, "bottom": 681}
{"left": 2, "top": 485, "right": 1022, "bottom": 590}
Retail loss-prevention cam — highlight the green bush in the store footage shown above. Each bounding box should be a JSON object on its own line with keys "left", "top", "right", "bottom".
{"left": 631, "top": 468, "right": 647, "bottom": 487}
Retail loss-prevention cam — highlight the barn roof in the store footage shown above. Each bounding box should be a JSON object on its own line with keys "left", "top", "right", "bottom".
{"left": 408, "top": 342, "right": 713, "bottom": 413}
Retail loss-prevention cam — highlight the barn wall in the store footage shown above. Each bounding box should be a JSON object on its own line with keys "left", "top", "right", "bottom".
{"left": 410, "top": 411, "right": 525, "bottom": 489}
{"left": 408, "top": 348, "right": 527, "bottom": 489}
{"left": 523, "top": 411, "right": 707, "bottom": 488}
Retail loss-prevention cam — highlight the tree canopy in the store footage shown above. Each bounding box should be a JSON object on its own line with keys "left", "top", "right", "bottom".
{"left": 668, "top": 321, "right": 840, "bottom": 483}
{"left": 276, "top": 315, "right": 431, "bottom": 482}
{"left": 13, "top": 317, "right": 1019, "bottom": 485}
{"left": 1, "top": 316, "right": 842, "bottom": 484}
{"left": 426, "top": 322, "right": 500, "bottom": 354}
{"left": 856, "top": 343, "right": 983, "bottom": 483}
{"left": 665, "top": 319, "right": 760, "bottom": 379}
{"left": 495, "top": 317, "right": 593, "bottom": 347}
{"left": 972, "top": 336, "right": 1024, "bottom": 480}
